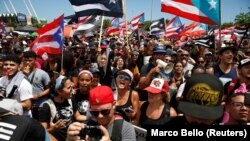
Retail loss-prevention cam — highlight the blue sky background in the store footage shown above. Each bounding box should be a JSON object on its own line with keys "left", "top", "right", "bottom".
{"left": 0, "top": 0, "right": 249, "bottom": 24}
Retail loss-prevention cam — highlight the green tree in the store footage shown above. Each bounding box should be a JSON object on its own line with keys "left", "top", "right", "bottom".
{"left": 103, "top": 18, "right": 111, "bottom": 30}
{"left": 143, "top": 20, "right": 152, "bottom": 31}
{"left": 221, "top": 22, "right": 234, "bottom": 29}
{"left": 234, "top": 7, "right": 250, "bottom": 26}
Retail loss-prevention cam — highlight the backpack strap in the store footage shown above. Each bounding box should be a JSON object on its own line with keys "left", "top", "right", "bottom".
{"left": 7, "top": 85, "right": 18, "bottom": 98}
{"left": 165, "top": 104, "right": 170, "bottom": 117}
{"left": 41, "top": 99, "right": 73, "bottom": 120}
{"left": 111, "top": 119, "right": 124, "bottom": 141}
{"left": 43, "top": 99, "right": 57, "bottom": 120}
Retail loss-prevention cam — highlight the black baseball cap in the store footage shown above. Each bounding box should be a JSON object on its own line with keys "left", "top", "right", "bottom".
{"left": 178, "top": 74, "right": 224, "bottom": 120}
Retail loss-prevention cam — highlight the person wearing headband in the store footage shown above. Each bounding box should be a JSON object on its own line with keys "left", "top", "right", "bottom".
{"left": 39, "top": 75, "right": 75, "bottom": 141}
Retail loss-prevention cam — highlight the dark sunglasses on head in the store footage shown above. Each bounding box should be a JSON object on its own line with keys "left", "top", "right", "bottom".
{"left": 154, "top": 52, "right": 166, "bottom": 55}
{"left": 117, "top": 74, "right": 131, "bottom": 81}
{"left": 90, "top": 109, "right": 111, "bottom": 117}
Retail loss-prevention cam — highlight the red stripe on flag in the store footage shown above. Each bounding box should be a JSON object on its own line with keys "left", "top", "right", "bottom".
{"left": 173, "top": 0, "right": 193, "bottom": 5}
{"left": 35, "top": 35, "right": 54, "bottom": 43}
{"left": 161, "top": 4, "right": 216, "bottom": 25}
{"left": 35, "top": 47, "right": 62, "bottom": 56}
{"left": 37, "top": 15, "right": 63, "bottom": 35}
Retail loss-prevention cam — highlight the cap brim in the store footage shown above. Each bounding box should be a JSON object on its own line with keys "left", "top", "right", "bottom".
{"left": 101, "top": 45, "right": 107, "bottom": 49}
{"left": 178, "top": 101, "right": 223, "bottom": 120}
{"left": 153, "top": 51, "right": 166, "bottom": 53}
{"left": 219, "top": 46, "right": 237, "bottom": 54}
{"left": 144, "top": 87, "right": 161, "bottom": 94}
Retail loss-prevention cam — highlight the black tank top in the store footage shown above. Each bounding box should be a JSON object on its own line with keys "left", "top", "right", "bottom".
{"left": 115, "top": 89, "right": 133, "bottom": 121}
{"left": 139, "top": 101, "right": 171, "bottom": 129}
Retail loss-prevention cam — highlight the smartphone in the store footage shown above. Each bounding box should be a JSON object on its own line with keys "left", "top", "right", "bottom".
{"left": 122, "top": 107, "right": 134, "bottom": 113}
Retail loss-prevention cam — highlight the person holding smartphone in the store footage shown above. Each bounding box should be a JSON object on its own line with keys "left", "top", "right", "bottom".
{"left": 66, "top": 86, "right": 136, "bottom": 141}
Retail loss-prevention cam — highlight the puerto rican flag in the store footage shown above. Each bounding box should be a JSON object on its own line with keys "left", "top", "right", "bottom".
{"left": 130, "top": 13, "right": 144, "bottom": 30}
{"left": 188, "top": 23, "right": 208, "bottom": 38}
{"left": 165, "top": 16, "right": 184, "bottom": 38}
{"left": 106, "top": 18, "right": 120, "bottom": 36}
{"left": 31, "top": 14, "right": 64, "bottom": 57}
{"left": 69, "top": 0, "right": 124, "bottom": 18}
{"left": 161, "top": 0, "right": 219, "bottom": 25}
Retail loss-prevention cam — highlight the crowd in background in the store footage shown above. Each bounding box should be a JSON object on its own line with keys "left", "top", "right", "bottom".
{"left": 0, "top": 31, "right": 250, "bottom": 141}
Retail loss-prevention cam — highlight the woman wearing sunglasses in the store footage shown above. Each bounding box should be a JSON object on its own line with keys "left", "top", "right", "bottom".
{"left": 114, "top": 69, "right": 140, "bottom": 125}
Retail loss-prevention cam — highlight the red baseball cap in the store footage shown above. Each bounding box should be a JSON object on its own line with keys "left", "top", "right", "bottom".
{"left": 89, "top": 86, "right": 114, "bottom": 105}
{"left": 144, "top": 78, "right": 169, "bottom": 94}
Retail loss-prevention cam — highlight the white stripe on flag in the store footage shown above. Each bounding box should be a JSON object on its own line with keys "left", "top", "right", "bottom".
{"left": 162, "top": 0, "right": 206, "bottom": 17}
{"left": 33, "top": 41, "right": 60, "bottom": 49}
{"left": 40, "top": 27, "right": 60, "bottom": 37}
{"left": 72, "top": 4, "right": 110, "bottom": 12}
{"left": 77, "top": 24, "right": 95, "bottom": 31}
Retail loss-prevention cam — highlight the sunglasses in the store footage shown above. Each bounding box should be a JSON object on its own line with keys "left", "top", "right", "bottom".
{"left": 181, "top": 54, "right": 189, "bottom": 57}
{"left": 154, "top": 52, "right": 166, "bottom": 56}
{"left": 117, "top": 74, "right": 131, "bottom": 81}
{"left": 198, "top": 61, "right": 204, "bottom": 64}
{"left": 90, "top": 109, "right": 111, "bottom": 117}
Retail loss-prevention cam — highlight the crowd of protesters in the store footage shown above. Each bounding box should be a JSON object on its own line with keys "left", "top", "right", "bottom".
{"left": 0, "top": 31, "right": 250, "bottom": 141}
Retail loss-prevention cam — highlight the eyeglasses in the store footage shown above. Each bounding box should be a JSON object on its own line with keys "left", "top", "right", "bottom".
{"left": 117, "top": 74, "right": 131, "bottom": 81}
{"left": 90, "top": 109, "right": 111, "bottom": 117}
{"left": 231, "top": 102, "right": 250, "bottom": 109}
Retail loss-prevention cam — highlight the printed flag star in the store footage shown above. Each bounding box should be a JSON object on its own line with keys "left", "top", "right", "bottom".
{"left": 209, "top": 0, "right": 217, "bottom": 10}
{"left": 109, "top": 0, "right": 116, "bottom": 4}
{"left": 95, "top": 16, "right": 100, "bottom": 21}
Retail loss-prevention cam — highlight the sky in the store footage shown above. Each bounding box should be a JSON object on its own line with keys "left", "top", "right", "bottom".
{"left": 0, "top": 0, "right": 249, "bottom": 25}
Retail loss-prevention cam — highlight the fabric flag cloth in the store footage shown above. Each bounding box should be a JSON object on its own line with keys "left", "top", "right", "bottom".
{"left": 130, "top": 13, "right": 144, "bottom": 30}
{"left": 193, "top": 35, "right": 215, "bottom": 48}
{"left": 234, "top": 26, "right": 249, "bottom": 38}
{"left": 69, "top": 0, "right": 124, "bottom": 18}
{"left": 105, "top": 18, "right": 120, "bottom": 36}
{"left": 150, "top": 18, "right": 166, "bottom": 35}
{"left": 165, "top": 16, "right": 183, "bottom": 38}
{"left": 161, "top": 0, "right": 219, "bottom": 25}
{"left": 74, "top": 15, "right": 101, "bottom": 35}
{"left": 30, "top": 14, "right": 64, "bottom": 58}
{"left": 188, "top": 23, "right": 208, "bottom": 38}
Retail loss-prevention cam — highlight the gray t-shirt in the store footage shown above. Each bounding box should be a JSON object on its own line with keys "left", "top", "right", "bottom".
{"left": 28, "top": 68, "right": 50, "bottom": 106}
{"left": 107, "top": 119, "right": 136, "bottom": 141}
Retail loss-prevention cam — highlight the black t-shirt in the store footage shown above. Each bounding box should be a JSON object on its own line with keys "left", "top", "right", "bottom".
{"left": 139, "top": 101, "right": 171, "bottom": 129}
{"left": 39, "top": 99, "right": 74, "bottom": 141}
{"left": 72, "top": 89, "right": 89, "bottom": 115}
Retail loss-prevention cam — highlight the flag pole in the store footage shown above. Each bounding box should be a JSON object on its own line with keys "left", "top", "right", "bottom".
{"left": 218, "top": 0, "right": 221, "bottom": 49}
{"left": 150, "top": 0, "right": 153, "bottom": 22}
{"left": 98, "top": 13, "right": 105, "bottom": 51}
{"left": 123, "top": 0, "right": 129, "bottom": 46}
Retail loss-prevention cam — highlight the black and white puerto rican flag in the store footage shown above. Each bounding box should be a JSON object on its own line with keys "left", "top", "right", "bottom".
{"left": 69, "top": 0, "right": 124, "bottom": 18}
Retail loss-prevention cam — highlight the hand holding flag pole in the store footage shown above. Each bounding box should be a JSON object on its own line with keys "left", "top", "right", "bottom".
{"left": 98, "top": 13, "right": 105, "bottom": 53}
